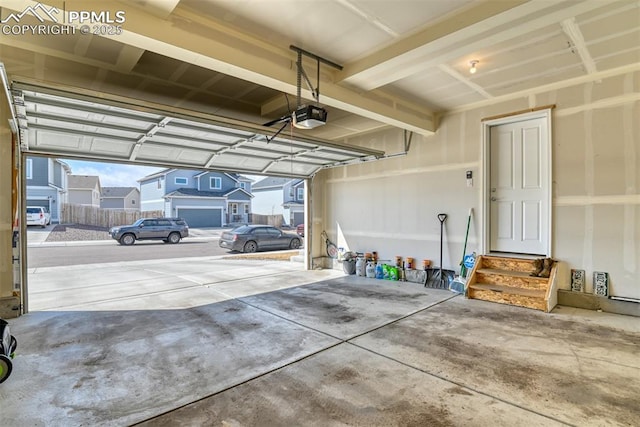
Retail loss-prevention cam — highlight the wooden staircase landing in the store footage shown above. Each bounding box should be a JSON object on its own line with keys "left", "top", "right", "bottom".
{"left": 466, "top": 255, "right": 558, "bottom": 312}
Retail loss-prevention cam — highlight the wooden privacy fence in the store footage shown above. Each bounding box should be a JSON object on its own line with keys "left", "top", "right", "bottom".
{"left": 61, "top": 204, "right": 163, "bottom": 228}
{"left": 248, "top": 213, "right": 285, "bottom": 228}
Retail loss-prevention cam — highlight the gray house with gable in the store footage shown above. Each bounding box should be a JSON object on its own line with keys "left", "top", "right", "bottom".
{"left": 67, "top": 175, "right": 102, "bottom": 208}
{"left": 100, "top": 187, "right": 140, "bottom": 211}
{"left": 139, "top": 169, "right": 252, "bottom": 227}
{"left": 252, "top": 177, "right": 305, "bottom": 226}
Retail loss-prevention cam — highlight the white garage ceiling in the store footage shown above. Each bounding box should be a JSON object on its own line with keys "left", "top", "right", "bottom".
{"left": 1, "top": 0, "right": 638, "bottom": 169}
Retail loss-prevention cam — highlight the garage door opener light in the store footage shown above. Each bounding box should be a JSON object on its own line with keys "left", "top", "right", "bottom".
{"left": 263, "top": 46, "right": 342, "bottom": 137}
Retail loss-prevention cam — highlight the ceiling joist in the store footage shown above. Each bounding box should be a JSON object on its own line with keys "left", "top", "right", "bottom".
{"left": 0, "top": 0, "right": 434, "bottom": 135}
{"left": 1, "top": 0, "right": 634, "bottom": 143}
{"left": 336, "top": 0, "right": 610, "bottom": 91}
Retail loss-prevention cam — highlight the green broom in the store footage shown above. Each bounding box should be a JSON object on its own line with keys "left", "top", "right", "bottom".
{"left": 449, "top": 208, "right": 472, "bottom": 294}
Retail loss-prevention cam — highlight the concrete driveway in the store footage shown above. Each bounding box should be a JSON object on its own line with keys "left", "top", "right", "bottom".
{"left": 25, "top": 224, "right": 55, "bottom": 245}
{"left": 27, "top": 253, "right": 313, "bottom": 312}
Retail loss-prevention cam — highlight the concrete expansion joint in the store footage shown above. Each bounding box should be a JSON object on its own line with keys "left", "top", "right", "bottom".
{"left": 347, "top": 340, "right": 575, "bottom": 427}
{"left": 134, "top": 291, "right": 573, "bottom": 426}
{"left": 36, "top": 270, "right": 302, "bottom": 312}
{"left": 336, "top": 292, "right": 576, "bottom": 426}
{"left": 133, "top": 294, "right": 465, "bottom": 425}
{"left": 344, "top": 293, "right": 460, "bottom": 342}
{"left": 129, "top": 339, "right": 345, "bottom": 427}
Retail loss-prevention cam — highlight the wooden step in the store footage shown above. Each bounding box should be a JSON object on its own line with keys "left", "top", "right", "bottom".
{"left": 469, "top": 283, "right": 546, "bottom": 298}
{"left": 480, "top": 256, "right": 541, "bottom": 275}
{"left": 465, "top": 255, "right": 559, "bottom": 312}
{"left": 468, "top": 283, "right": 547, "bottom": 311}
{"left": 475, "top": 268, "right": 550, "bottom": 291}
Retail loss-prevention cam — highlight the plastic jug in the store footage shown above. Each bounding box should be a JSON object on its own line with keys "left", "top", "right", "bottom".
{"left": 356, "top": 257, "right": 366, "bottom": 276}
{"left": 365, "top": 261, "right": 376, "bottom": 278}
{"left": 375, "top": 262, "right": 384, "bottom": 279}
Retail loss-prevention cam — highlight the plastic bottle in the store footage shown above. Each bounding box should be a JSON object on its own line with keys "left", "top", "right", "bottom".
{"left": 375, "top": 262, "right": 384, "bottom": 279}
{"left": 366, "top": 261, "right": 376, "bottom": 278}
{"left": 382, "top": 264, "right": 390, "bottom": 280}
{"left": 355, "top": 257, "right": 366, "bottom": 276}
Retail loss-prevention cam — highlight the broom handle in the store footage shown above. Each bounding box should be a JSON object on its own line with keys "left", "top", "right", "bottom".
{"left": 460, "top": 208, "right": 473, "bottom": 276}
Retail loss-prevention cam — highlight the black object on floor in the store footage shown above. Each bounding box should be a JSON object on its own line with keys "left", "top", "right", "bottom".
{"left": 0, "top": 318, "right": 17, "bottom": 384}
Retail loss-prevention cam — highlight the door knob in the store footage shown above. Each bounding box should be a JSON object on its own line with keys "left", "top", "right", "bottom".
{"left": 491, "top": 197, "right": 497, "bottom": 201}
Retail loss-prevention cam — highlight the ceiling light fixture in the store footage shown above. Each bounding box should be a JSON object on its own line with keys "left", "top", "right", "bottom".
{"left": 469, "top": 60, "right": 479, "bottom": 74}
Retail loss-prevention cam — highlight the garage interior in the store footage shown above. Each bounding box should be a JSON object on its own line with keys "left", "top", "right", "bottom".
{"left": 1, "top": 0, "right": 639, "bottom": 425}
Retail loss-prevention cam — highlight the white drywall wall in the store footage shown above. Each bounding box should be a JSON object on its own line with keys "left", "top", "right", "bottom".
{"left": 313, "top": 70, "right": 639, "bottom": 299}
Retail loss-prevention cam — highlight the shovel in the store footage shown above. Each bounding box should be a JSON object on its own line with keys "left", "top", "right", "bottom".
{"left": 425, "top": 214, "right": 455, "bottom": 289}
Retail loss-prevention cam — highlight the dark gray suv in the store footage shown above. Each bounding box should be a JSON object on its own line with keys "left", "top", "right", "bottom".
{"left": 110, "top": 218, "right": 189, "bottom": 246}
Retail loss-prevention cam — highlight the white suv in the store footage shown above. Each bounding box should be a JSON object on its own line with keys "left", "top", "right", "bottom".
{"left": 26, "top": 206, "right": 51, "bottom": 228}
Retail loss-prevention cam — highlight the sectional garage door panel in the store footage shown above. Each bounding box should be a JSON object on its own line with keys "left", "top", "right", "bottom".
{"left": 26, "top": 200, "right": 50, "bottom": 209}
{"left": 13, "top": 83, "right": 385, "bottom": 179}
{"left": 292, "top": 212, "right": 304, "bottom": 226}
{"left": 179, "top": 208, "right": 222, "bottom": 228}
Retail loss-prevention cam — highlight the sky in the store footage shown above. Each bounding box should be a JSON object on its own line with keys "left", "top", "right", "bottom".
{"left": 63, "top": 159, "right": 165, "bottom": 188}
{"left": 62, "top": 159, "right": 264, "bottom": 188}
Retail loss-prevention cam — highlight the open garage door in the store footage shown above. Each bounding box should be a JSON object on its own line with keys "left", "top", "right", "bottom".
{"left": 11, "top": 82, "right": 384, "bottom": 179}
{"left": 179, "top": 208, "right": 223, "bottom": 228}
{"left": 10, "top": 81, "right": 384, "bottom": 313}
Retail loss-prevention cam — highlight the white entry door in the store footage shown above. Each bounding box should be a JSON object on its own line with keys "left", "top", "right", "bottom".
{"left": 489, "top": 116, "right": 550, "bottom": 256}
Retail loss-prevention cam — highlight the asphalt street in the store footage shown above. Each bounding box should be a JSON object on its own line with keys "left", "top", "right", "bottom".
{"left": 25, "top": 225, "right": 236, "bottom": 267}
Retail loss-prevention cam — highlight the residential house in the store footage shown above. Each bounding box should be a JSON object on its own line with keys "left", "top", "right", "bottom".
{"left": 67, "top": 175, "right": 102, "bottom": 208}
{"left": 100, "top": 187, "right": 140, "bottom": 211}
{"left": 139, "top": 169, "right": 253, "bottom": 227}
{"left": 252, "top": 177, "right": 305, "bottom": 226}
{"left": 283, "top": 179, "right": 305, "bottom": 227}
{"left": 25, "top": 156, "right": 71, "bottom": 224}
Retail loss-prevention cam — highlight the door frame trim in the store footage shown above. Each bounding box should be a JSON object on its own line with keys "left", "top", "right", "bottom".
{"left": 481, "top": 108, "right": 553, "bottom": 257}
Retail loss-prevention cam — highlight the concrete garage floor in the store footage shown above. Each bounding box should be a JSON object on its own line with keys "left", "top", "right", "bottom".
{"left": 3, "top": 269, "right": 639, "bottom": 426}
